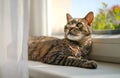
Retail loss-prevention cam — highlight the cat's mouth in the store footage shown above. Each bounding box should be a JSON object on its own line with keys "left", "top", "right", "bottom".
{"left": 69, "top": 32, "right": 79, "bottom": 36}
{"left": 67, "top": 33, "right": 84, "bottom": 41}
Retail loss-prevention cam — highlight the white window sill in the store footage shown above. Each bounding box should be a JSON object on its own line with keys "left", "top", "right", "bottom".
{"left": 29, "top": 61, "right": 120, "bottom": 78}
{"left": 91, "top": 34, "right": 120, "bottom": 63}
{"left": 92, "top": 34, "right": 120, "bottom": 43}
{"left": 92, "top": 34, "right": 120, "bottom": 39}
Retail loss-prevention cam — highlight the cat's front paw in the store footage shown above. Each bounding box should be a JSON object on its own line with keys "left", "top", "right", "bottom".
{"left": 85, "top": 60, "right": 97, "bottom": 69}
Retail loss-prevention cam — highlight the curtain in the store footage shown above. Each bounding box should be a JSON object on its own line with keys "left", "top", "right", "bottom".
{"left": 0, "top": 0, "right": 30, "bottom": 78}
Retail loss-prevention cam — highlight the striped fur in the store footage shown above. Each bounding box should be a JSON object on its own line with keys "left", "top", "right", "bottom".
{"left": 28, "top": 12, "right": 97, "bottom": 69}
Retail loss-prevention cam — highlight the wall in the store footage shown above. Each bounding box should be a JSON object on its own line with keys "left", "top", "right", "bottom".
{"left": 48, "top": 0, "right": 71, "bottom": 35}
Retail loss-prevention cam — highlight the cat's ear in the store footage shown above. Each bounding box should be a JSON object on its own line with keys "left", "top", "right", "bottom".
{"left": 66, "top": 13, "right": 73, "bottom": 22}
{"left": 84, "top": 11, "right": 94, "bottom": 26}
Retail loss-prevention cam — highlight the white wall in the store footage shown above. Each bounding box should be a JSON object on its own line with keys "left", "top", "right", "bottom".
{"left": 49, "top": 0, "right": 71, "bottom": 35}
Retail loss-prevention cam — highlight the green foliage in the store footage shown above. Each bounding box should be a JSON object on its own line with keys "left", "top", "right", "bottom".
{"left": 93, "top": 2, "right": 120, "bottom": 30}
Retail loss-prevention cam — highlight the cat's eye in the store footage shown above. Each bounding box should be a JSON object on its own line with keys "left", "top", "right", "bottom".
{"left": 83, "top": 30, "right": 87, "bottom": 33}
{"left": 77, "top": 23, "right": 83, "bottom": 28}
{"left": 67, "top": 22, "right": 71, "bottom": 25}
{"left": 68, "top": 20, "right": 77, "bottom": 25}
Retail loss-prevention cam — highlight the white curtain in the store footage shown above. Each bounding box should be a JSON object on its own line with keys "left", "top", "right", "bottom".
{"left": 0, "top": 0, "right": 30, "bottom": 78}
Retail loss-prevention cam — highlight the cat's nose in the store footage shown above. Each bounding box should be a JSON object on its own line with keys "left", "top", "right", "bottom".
{"left": 70, "top": 25, "right": 76, "bottom": 29}
{"left": 69, "top": 27, "right": 75, "bottom": 31}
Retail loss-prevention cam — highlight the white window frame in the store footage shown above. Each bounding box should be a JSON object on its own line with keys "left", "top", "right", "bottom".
{"left": 29, "top": 0, "right": 49, "bottom": 36}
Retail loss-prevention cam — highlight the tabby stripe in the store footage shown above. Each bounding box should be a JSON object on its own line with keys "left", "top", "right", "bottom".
{"left": 41, "top": 45, "right": 54, "bottom": 62}
{"left": 28, "top": 41, "right": 40, "bottom": 60}
{"left": 59, "top": 56, "right": 68, "bottom": 65}
{"left": 68, "top": 58, "right": 74, "bottom": 66}
{"left": 64, "top": 59, "right": 70, "bottom": 66}
{"left": 71, "top": 59, "right": 79, "bottom": 66}
{"left": 54, "top": 55, "right": 64, "bottom": 65}
{"left": 34, "top": 45, "right": 44, "bottom": 61}
{"left": 65, "top": 58, "right": 75, "bottom": 66}
{"left": 68, "top": 58, "right": 75, "bottom": 66}
{"left": 47, "top": 52, "right": 62, "bottom": 64}
{"left": 46, "top": 54, "right": 59, "bottom": 64}
{"left": 78, "top": 59, "right": 87, "bottom": 67}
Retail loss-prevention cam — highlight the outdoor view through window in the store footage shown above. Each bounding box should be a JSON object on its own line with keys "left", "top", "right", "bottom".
{"left": 50, "top": 0, "right": 120, "bottom": 37}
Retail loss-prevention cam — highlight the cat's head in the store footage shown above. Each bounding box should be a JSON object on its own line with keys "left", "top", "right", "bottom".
{"left": 64, "top": 11, "right": 94, "bottom": 41}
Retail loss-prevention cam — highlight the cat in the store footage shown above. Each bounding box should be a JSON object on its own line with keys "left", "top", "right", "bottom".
{"left": 28, "top": 11, "right": 97, "bottom": 69}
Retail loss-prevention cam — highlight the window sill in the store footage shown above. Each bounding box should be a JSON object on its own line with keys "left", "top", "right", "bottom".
{"left": 93, "top": 34, "right": 120, "bottom": 39}
{"left": 91, "top": 34, "right": 120, "bottom": 63}
{"left": 92, "top": 34, "right": 120, "bottom": 43}
{"left": 29, "top": 61, "right": 120, "bottom": 78}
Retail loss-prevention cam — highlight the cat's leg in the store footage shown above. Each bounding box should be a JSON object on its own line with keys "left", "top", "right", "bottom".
{"left": 65, "top": 56, "right": 97, "bottom": 69}
{"left": 81, "top": 40, "right": 92, "bottom": 58}
{"left": 45, "top": 54, "right": 97, "bottom": 69}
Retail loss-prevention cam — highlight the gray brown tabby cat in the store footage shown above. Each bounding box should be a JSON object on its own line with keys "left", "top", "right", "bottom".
{"left": 28, "top": 11, "right": 97, "bottom": 69}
